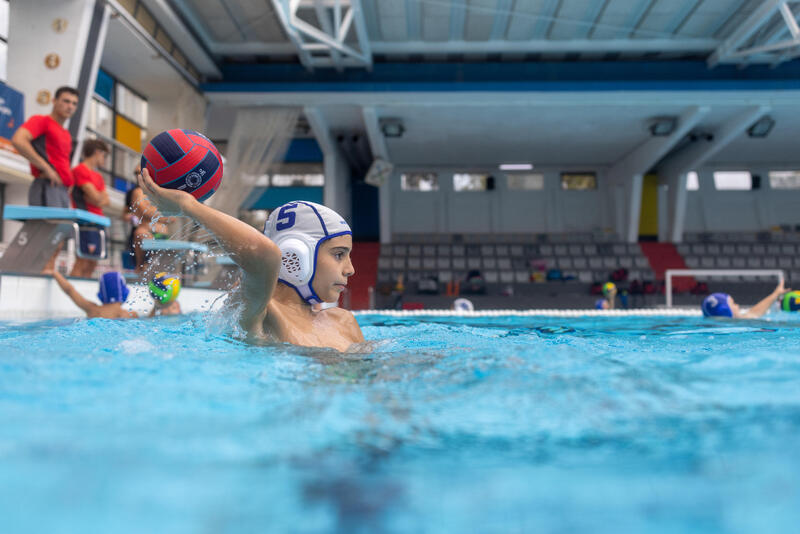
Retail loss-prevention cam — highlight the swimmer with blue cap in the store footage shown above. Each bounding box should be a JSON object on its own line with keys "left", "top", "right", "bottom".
{"left": 53, "top": 271, "right": 138, "bottom": 319}
{"left": 702, "top": 279, "right": 790, "bottom": 319}
{"left": 138, "top": 169, "right": 364, "bottom": 351}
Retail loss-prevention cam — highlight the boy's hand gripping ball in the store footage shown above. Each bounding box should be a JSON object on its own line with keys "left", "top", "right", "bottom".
{"left": 140, "top": 129, "right": 223, "bottom": 202}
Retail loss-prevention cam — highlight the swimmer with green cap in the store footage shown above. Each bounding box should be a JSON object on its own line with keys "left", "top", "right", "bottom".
{"left": 138, "top": 168, "right": 364, "bottom": 352}
{"left": 148, "top": 272, "right": 182, "bottom": 317}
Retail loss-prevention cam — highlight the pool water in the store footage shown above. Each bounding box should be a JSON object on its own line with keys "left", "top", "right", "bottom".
{"left": 1, "top": 313, "right": 800, "bottom": 533}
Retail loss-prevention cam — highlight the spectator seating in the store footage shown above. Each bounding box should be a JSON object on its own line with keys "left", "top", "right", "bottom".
{"left": 677, "top": 235, "right": 800, "bottom": 283}
{"left": 377, "top": 234, "right": 654, "bottom": 288}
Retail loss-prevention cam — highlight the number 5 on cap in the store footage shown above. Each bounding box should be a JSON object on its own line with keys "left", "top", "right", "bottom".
{"left": 276, "top": 203, "right": 298, "bottom": 230}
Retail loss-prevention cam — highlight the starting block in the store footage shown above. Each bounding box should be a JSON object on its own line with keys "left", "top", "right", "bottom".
{"left": 0, "top": 205, "right": 110, "bottom": 273}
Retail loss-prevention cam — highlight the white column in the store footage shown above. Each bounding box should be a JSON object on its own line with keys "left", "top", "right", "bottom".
{"left": 305, "top": 106, "right": 352, "bottom": 222}
{"left": 606, "top": 106, "right": 709, "bottom": 242}
{"left": 8, "top": 0, "right": 109, "bottom": 157}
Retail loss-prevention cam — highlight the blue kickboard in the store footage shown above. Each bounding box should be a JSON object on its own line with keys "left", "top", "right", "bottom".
{"left": 141, "top": 239, "right": 209, "bottom": 253}
{"left": 3, "top": 204, "right": 111, "bottom": 227}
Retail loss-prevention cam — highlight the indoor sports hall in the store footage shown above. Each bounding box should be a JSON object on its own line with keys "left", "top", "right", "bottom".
{"left": 1, "top": 1, "right": 800, "bottom": 532}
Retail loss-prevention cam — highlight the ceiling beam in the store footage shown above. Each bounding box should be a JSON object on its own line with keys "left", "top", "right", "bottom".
{"left": 662, "top": 0, "right": 703, "bottom": 36}
{"left": 362, "top": 106, "right": 390, "bottom": 161}
{"left": 531, "top": 0, "right": 561, "bottom": 39}
{"left": 209, "top": 37, "right": 719, "bottom": 56}
{"left": 406, "top": 0, "right": 421, "bottom": 40}
{"left": 490, "top": 0, "right": 514, "bottom": 40}
{"left": 708, "top": 0, "right": 785, "bottom": 67}
{"left": 450, "top": 0, "right": 467, "bottom": 41}
{"left": 656, "top": 105, "right": 770, "bottom": 179}
{"left": 620, "top": 0, "right": 655, "bottom": 38}
{"left": 581, "top": 0, "right": 610, "bottom": 40}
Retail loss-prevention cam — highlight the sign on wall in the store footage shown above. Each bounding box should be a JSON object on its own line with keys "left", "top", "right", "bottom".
{"left": 0, "top": 81, "right": 23, "bottom": 153}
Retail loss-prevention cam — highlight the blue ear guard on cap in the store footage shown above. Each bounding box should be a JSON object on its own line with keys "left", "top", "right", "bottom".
{"left": 702, "top": 292, "right": 733, "bottom": 317}
{"left": 98, "top": 272, "right": 130, "bottom": 304}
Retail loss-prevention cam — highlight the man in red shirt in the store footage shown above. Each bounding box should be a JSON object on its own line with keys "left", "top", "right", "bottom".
{"left": 70, "top": 139, "right": 110, "bottom": 277}
{"left": 11, "top": 86, "right": 79, "bottom": 207}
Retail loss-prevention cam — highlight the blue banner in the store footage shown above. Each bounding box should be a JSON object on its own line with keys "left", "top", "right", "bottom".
{"left": 0, "top": 82, "right": 25, "bottom": 152}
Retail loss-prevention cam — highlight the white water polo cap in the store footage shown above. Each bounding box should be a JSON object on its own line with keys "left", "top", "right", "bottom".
{"left": 264, "top": 201, "right": 351, "bottom": 304}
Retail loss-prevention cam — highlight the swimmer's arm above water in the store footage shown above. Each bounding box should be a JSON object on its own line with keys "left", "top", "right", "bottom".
{"left": 52, "top": 271, "right": 97, "bottom": 315}
{"left": 740, "top": 279, "right": 791, "bottom": 319}
{"left": 137, "top": 169, "right": 281, "bottom": 332}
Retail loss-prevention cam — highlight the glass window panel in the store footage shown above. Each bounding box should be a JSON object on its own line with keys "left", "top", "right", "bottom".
{"left": 769, "top": 171, "right": 800, "bottom": 189}
{"left": 713, "top": 171, "right": 752, "bottom": 190}
{"left": 116, "top": 83, "right": 147, "bottom": 126}
{"left": 113, "top": 146, "right": 139, "bottom": 179}
{"left": 401, "top": 173, "right": 439, "bottom": 191}
{"left": 687, "top": 171, "right": 699, "bottom": 191}
{"left": 270, "top": 173, "right": 325, "bottom": 186}
{"left": 453, "top": 173, "right": 488, "bottom": 191}
{"left": 561, "top": 172, "right": 597, "bottom": 190}
{"left": 88, "top": 99, "right": 113, "bottom": 138}
{"left": 94, "top": 68, "right": 114, "bottom": 104}
{"left": 507, "top": 173, "right": 544, "bottom": 190}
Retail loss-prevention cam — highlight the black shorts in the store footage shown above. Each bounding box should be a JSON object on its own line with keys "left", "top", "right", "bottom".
{"left": 28, "top": 178, "right": 70, "bottom": 208}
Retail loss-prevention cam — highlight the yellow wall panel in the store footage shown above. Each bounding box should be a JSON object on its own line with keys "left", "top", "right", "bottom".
{"left": 638, "top": 174, "right": 659, "bottom": 237}
{"left": 115, "top": 115, "right": 142, "bottom": 152}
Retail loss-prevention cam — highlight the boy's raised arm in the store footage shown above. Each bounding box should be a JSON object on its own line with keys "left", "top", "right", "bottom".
{"left": 137, "top": 169, "right": 282, "bottom": 332}
{"left": 53, "top": 271, "right": 95, "bottom": 314}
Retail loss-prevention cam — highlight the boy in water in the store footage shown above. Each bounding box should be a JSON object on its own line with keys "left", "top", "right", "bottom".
{"left": 702, "top": 279, "right": 790, "bottom": 319}
{"left": 137, "top": 169, "right": 363, "bottom": 352}
{"left": 53, "top": 271, "right": 138, "bottom": 319}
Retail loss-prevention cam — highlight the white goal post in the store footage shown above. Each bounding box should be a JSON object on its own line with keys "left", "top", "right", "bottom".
{"left": 665, "top": 269, "right": 785, "bottom": 308}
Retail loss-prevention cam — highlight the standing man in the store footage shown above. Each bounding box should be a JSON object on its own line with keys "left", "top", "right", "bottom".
{"left": 11, "top": 86, "right": 79, "bottom": 207}
{"left": 11, "top": 86, "right": 79, "bottom": 274}
{"left": 70, "top": 139, "right": 110, "bottom": 277}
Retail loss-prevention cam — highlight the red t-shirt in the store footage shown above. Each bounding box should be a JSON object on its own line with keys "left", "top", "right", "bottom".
{"left": 21, "top": 115, "right": 74, "bottom": 187}
{"left": 71, "top": 163, "right": 106, "bottom": 215}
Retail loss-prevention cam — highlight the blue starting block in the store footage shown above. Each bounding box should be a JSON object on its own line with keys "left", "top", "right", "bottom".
{"left": 0, "top": 205, "right": 111, "bottom": 273}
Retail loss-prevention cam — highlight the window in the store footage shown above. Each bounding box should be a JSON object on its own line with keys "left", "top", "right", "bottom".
{"left": 401, "top": 173, "right": 439, "bottom": 191}
{"left": 507, "top": 173, "right": 544, "bottom": 190}
{"left": 686, "top": 171, "right": 699, "bottom": 191}
{"left": 561, "top": 172, "right": 597, "bottom": 190}
{"left": 713, "top": 171, "right": 752, "bottom": 190}
{"left": 86, "top": 69, "right": 147, "bottom": 191}
{"left": 271, "top": 173, "right": 325, "bottom": 186}
{"left": 769, "top": 171, "right": 800, "bottom": 189}
{"left": 453, "top": 173, "right": 489, "bottom": 191}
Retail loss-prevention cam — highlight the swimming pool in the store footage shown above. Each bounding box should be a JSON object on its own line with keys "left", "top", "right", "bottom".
{"left": 1, "top": 312, "right": 799, "bottom": 533}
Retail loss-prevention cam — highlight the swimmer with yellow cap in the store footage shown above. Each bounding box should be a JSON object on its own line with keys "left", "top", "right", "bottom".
{"left": 138, "top": 169, "right": 363, "bottom": 352}
{"left": 595, "top": 282, "right": 617, "bottom": 310}
{"left": 148, "top": 272, "right": 182, "bottom": 317}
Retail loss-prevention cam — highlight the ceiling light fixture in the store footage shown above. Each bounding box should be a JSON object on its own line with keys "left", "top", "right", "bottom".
{"left": 648, "top": 116, "right": 678, "bottom": 137}
{"left": 747, "top": 115, "right": 775, "bottom": 138}
{"left": 379, "top": 118, "right": 405, "bottom": 138}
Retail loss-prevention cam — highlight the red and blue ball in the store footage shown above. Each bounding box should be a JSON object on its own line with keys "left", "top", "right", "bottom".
{"left": 141, "top": 129, "right": 223, "bottom": 202}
